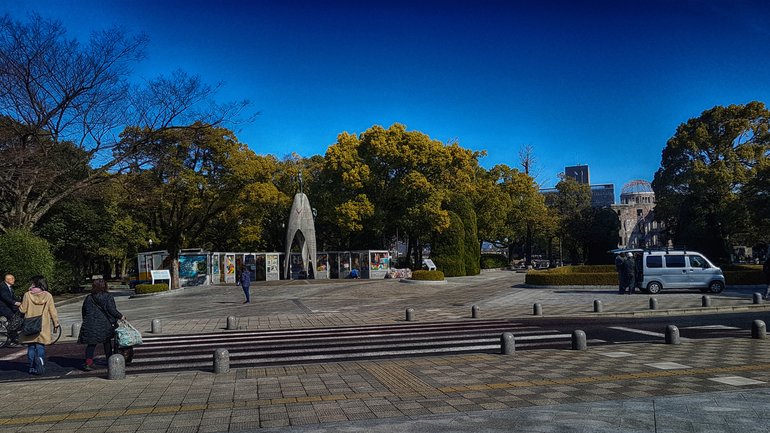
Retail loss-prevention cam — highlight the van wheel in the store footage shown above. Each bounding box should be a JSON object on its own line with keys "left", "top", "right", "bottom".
{"left": 647, "top": 282, "right": 662, "bottom": 294}
{"left": 708, "top": 281, "right": 724, "bottom": 294}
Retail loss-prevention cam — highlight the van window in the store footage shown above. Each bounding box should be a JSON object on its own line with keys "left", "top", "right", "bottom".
{"left": 665, "top": 255, "right": 686, "bottom": 268}
{"left": 646, "top": 256, "right": 662, "bottom": 268}
{"left": 688, "top": 255, "right": 709, "bottom": 268}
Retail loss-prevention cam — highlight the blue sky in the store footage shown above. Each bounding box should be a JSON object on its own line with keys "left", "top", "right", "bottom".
{"left": 5, "top": 0, "right": 770, "bottom": 192}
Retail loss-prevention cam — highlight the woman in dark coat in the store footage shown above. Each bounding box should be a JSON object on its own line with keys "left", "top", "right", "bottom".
{"left": 78, "top": 279, "right": 124, "bottom": 370}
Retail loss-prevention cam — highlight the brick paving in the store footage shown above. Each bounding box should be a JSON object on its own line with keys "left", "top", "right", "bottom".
{"left": 1, "top": 271, "right": 769, "bottom": 432}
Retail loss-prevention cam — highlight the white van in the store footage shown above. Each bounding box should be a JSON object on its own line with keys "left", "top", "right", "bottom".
{"left": 614, "top": 249, "right": 725, "bottom": 294}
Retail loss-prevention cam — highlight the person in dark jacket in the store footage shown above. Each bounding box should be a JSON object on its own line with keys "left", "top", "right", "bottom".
{"left": 78, "top": 279, "right": 124, "bottom": 370}
{"left": 0, "top": 274, "right": 21, "bottom": 344}
{"left": 239, "top": 265, "right": 251, "bottom": 303}
{"left": 763, "top": 255, "right": 770, "bottom": 300}
{"left": 623, "top": 252, "right": 636, "bottom": 295}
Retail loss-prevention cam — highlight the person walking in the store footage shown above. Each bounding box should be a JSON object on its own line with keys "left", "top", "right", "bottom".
{"left": 239, "top": 265, "right": 251, "bottom": 303}
{"left": 0, "top": 274, "right": 21, "bottom": 344}
{"left": 18, "top": 275, "right": 59, "bottom": 375}
{"left": 762, "top": 255, "right": 770, "bottom": 299}
{"left": 78, "top": 279, "right": 125, "bottom": 371}
{"left": 615, "top": 254, "right": 626, "bottom": 294}
{"left": 624, "top": 252, "right": 637, "bottom": 295}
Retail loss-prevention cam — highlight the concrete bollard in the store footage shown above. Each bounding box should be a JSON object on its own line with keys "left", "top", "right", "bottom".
{"left": 71, "top": 322, "right": 81, "bottom": 338}
{"left": 533, "top": 303, "right": 542, "bottom": 316}
{"left": 501, "top": 332, "right": 515, "bottom": 355}
{"left": 649, "top": 297, "right": 658, "bottom": 310}
{"left": 213, "top": 348, "right": 230, "bottom": 373}
{"left": 702, "top": 296, "right": 711, "bottom": 307}
{"left": 471, "top": 305, "right": 479, "bottom": 319}
{"left": 108, "top": 354, "right": 126, "bottom": 380}
{"left": 405, "top": 308, "right": 414, "bottom": 322}
{"left": 151, "top": 319, "right": 162, "bottom": 334}
{"left": 753, "top": 293, "right": 763, "bottom": 305}
{"left": 665, "top": 325, "right": 680, "bottom": 345}
{"left": 752, "top": 320, "right": 767, "bottom": 340}
{"left": 571, "top": 330, "right": 587, "bottom": 350}
{"left": 226, "top": 316, "right": 237, "bottom": 330}
{"left": 593, "top": 300, "right": 603, "bottom": 313}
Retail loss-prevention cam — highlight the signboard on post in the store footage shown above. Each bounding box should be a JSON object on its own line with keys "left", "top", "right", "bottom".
{"left": 151, "top": 269, "right": 171, "bottom": 290}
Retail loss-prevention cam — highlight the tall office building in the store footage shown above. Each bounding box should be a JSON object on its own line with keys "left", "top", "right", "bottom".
{"left": 565, "top": 165, "right": 590, "bottom": 184}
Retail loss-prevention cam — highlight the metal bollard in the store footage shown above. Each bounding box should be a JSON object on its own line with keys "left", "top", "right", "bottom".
{"left": 71, "top": 322, "right": 81, "bottom": 338}
{"left": 471, "top": 305, "right": 479, "bottom": 319}
{"left": 593, "top": 300, "right": 603, "bottom": 313}
{"left": 571, "top": 330, "right": 587, "bottom": 350}
{"left": 752, "top": 320, "right": 767, "bottom": 340}
{"left": 702, "top": 296, "right": 711, "bottom": 307}
{"left": 753, "top": 293, "right": 763, "bottom": 305}
{"left": 405, "top": 308, "right": 414, "bottom": 322}
{"left": 226, "top": 316, "right": 237, "bottom": 330}
{"left": 501, "top": 332, "right": 515, "bottom": 355}
{"left": 108, "top": 354, "right": 126, "bottom": 380}
{"left": 213, "top": 348, "right": 230, "bottom": 373}
{"left": 649, "top": 297, "right": 658, "bottom": 310}
{"left": 533, "top": 303, "right": 543, "bottom": 316}
{"left": 665, "top": 325, "right": 680, "bottom": 345}
{"left": 151, "top": 319, "right": 162, "bottom": 334}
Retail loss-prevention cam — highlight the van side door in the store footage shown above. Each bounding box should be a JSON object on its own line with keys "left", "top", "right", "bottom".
{"left": 662, "top": 255, "right": 689, "bottom": 288}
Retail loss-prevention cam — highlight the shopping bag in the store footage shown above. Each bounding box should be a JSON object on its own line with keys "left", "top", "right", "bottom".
{"left": 114, "top": 319, "right": 143, "bottom": 347}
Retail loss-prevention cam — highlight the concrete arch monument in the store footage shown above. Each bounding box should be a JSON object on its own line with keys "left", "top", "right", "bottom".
{"left": 284, "top": 192, "right": 317, "bottom": 279}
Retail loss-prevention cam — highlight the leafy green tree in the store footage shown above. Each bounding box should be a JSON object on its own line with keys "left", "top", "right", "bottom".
{"left": 546, "top": 177, "right": 592, "bottom": 264}
{"left": 577, "top": 207, "right": 620, "bottom": 265}
{"left": 448, "top": 194, "right": 480, "bottom": 275}
{"left": 317, "top": 124, "right": 482, "bottom": 267}
{"left": 123, "top": 124, "right": 260, "bottom": 288}
{"left": 652, "top": 102, "right": 770, "bottom": 261}
{"left": 0, "top": 229, "right": 54, "bottom": 295}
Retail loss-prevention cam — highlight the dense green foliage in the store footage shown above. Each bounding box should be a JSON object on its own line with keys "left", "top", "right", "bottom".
{"left": 430, "top": 212, "right": 467, "bottom": 277}
{"left": 653, "top": 102, "right": 770, "bottom": 261}
{"left": 410, "top": 270, "right": 445, "bottom": 281}
{"left": 447, "top": 194, "right": 480, "bottom": 276}
{"left": 480, "top": 253, "right": 509, "bottom": 269}
{"left": 0, "top": 229, "right": 55, "bottom": 295}
{"left": 525, "top": 266, "right": 617, "bottom": 286}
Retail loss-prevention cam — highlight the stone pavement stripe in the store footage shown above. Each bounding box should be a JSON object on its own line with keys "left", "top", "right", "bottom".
{"left": 4, "top": 360, "right": 770, "bottom": 427}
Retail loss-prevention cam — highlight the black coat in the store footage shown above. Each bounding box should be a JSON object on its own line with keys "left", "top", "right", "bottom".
{"left": 78, "top": 292, "right": 122, "bottom": 345}
{"left": 0, "top": 282, "right": 19, "bottom": 319}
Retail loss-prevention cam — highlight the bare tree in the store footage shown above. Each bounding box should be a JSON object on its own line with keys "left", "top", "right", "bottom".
{"left": 0, "top": 14, "right": 249, "bottom": 231}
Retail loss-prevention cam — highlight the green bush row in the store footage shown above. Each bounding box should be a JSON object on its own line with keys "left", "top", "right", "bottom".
{"left": 480, "top": 254, "right": 508, "bottom": 269}
{"left": 525, "top": 271, "right": 618, "bottom": 286}
{"left": 411, "top": 270, "right": 445, "bottom": 281}
{"left": 135, "top": 284, "right": 169, "bottom": 294}
{"left": 724, "top": 270, "right": 765, "bottom": 285}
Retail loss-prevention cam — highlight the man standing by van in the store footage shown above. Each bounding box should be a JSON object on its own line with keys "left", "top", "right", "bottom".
{"left": 615, "top": 253, "right": 626, "bottom": 294}
{"left": 624, "top": 252, "right": 636, "bottom": 295}
{"left": 762, "top": 255, "right": 770, "bottom": 299}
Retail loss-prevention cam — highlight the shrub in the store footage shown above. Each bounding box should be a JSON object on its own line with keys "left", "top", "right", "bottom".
{"left": 0, "top": 229, "right": 55, "bottom": 296}
{"left": 724, "top": 270, "right": 764, "bottom": 285}
{"left": 135, "top": 283, "right": 169, "bottom": 294}
{"left": 448, "top": 194, "right": 480, "bottom": 276}
{"left": 411, "top": 270, "right": 445, "bottom": 281}
{"left": 525, "top": 265, "right": 617, "bottom": 286}
{"left": 431, "top": 211, "right": 466, "bottom": 277}
{"left": 481, "top": 253, "right": 508, "bottom": 269}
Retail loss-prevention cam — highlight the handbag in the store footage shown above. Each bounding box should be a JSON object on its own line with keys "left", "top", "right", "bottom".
{"left": 20, "top": 315, "right": 42, "bottom": 336}
{"left": 114, "top": 319, "right": 143, "bottom": 348}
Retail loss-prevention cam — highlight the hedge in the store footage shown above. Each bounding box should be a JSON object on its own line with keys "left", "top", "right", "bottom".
{"left": 527, "top": 265, "right": 765, "bottom": 286}
{"left": 481, "top": 253, "right": 508, "bottom": 269}
{"left": 411, "top": 270, "right": 445, "bottom": 281}
{"left": 135, "top": 284, "right": 169, "bottom": 294}
{"left": 0, "top": 229, "right": 55, "bottom": 296}
{"left": 525, "top": 265, "right": 617, "bottom": 286}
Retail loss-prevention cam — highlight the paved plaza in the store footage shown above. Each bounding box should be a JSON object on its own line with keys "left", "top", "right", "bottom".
{"left": 1, "top": 271, "right": 769, "bottom": 432}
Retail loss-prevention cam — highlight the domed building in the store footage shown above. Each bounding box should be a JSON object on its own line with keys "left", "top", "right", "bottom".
{"left": 610, "top": 180, "right": 665, "bottom": 248}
